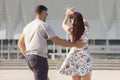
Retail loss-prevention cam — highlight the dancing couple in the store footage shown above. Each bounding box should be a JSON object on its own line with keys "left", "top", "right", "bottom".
{"left": 18, "top": 5, "right": 93, "bottom": 80}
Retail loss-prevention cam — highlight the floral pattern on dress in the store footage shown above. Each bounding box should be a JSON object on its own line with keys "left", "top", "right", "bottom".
{"left": 59, "top": 27, "right": 93, "bottom": 76}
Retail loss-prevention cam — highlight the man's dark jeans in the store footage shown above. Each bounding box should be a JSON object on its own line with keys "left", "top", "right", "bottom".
{"left": 26, "top": 54, "right": 48, "bottom": 80}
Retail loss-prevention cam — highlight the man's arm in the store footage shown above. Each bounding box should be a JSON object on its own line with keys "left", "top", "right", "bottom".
{"left": 18, "top": 34, "right": 26, "bottom": 57}
{"left": 50, "top": 37, "right": 85, "bottom": 48}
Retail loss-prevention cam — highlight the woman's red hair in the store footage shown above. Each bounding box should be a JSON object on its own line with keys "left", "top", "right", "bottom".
{"left": 70, "top": 12, "right": 85, "bottom": 42}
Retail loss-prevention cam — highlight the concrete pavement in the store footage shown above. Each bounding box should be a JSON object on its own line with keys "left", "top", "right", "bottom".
{"left": 0, "top": 69, "right": 120, "bottom": 80}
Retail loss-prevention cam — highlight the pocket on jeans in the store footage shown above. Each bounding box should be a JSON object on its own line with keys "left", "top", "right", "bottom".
{"left": 28, "top": 55, "right": 38, "bottom": 68}
{"left": 42, "top": 60, "right": 49, "bottom": 70}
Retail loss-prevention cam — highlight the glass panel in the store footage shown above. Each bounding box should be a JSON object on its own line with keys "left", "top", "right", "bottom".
{"left": 0, "top": 40, "right": 1, "bottom": 50}
{"left": 10, "top": 53, "right": 17, "bottom": 59}
{"left": 95, "top": 40, "right": 106, "bottom": 45}
{"left": 88, "top": 39, "right": 95, "bottom": 45}
{"left": 109, "top": 40, "right": 120, "bottom": 45}
{"left": 3, "top": 40, "right": 8, "bottom": 50}
{"left": 0, "top": 53, "right": 1, "bottom": 59}
{"left": 3, "top": 53, "right": 8, "bottom": 59}
{"left": 19, "top": 53, "right": 25, "bottom": 59}
{"left": 47, "top": 40, "right": 53, "bottom": 45}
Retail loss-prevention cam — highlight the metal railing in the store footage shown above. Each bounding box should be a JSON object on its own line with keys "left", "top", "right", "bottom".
{"left": 0, "top": 39, "right": 120, "bottom": 60}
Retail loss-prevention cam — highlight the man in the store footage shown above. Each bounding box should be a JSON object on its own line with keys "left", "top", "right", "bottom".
{"left": 18, "top": 5, "right": 85, "bottom": 80}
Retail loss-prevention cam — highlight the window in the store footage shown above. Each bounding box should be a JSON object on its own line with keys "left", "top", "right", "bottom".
{"left": 0, "top": 40, "right": 1, "bottom": 45}
{"left": 3, "top": 39, "right": 8, "bottom": 45}
{"left": 3, "top": 40, "right": 8, "bottom": 50}
{"left": 0, "top": 40, "right": 1, "bottom": 50}
{"left": 88, "top": 39, "right": 95, "bottom": 45}
{"left": 47, "top": 40, "right": 53, "bottom": 45}
{"left": 3, "top": 53, "right": 8, "bottom": 59}
{"left": 10, "top": 53, "right": 17, "bottom": 59}
{"left": 95, "top": 40, "right": 106, "bottom": 45}
{"left": 15, "top": 40, "right": 18, "bottom": 44}
{"left": 109, "top": 40, "right": 120, "bottom": 45}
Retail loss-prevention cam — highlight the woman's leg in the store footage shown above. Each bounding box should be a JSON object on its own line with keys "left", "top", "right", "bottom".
{"left": 72, "top": 76, "right": 81, "bottom": 80}
{"left": 82, "top": 74, "right": 91, "bottom": 80}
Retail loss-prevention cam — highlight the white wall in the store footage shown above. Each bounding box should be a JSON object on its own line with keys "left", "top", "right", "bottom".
{"left": 0, "top": 0, "right": 120, "bottom": 39}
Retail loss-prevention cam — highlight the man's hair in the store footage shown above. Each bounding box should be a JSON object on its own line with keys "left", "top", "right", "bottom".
{"left": 35, "top": 5, "right": 47, "bottom": 14}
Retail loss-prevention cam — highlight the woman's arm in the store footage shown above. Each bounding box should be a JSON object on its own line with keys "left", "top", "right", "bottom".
{"left": 62, "top": 8, "right": 75, "bottom": 34}
{"left": 62, "top": 15, "right": 71, "bottom": 34}
{"left": 83, "top": 18, "right": 90, "bottom": 31}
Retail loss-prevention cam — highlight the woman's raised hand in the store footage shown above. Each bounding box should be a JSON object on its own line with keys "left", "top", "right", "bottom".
{"left": 65, "top": 7, "right": 75, "bottom": 16}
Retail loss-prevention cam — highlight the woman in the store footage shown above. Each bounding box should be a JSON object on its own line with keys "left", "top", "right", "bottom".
{"left": 59, "top": 8, "right": 93, "bottom": 80}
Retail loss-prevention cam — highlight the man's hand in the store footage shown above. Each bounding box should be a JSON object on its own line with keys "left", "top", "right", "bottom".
{"left": 50, "top": 37, "right": 86, "bottom": 48}
{"left": 18, "top": 34, "right": 26, "bottom": 57}
{"left": 73, "top": 41, "right": 86, "bottom": 48}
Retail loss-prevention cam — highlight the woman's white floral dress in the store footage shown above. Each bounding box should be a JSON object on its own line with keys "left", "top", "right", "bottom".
{"left": 59, "top": 27, "right": 93, "bottom": 76}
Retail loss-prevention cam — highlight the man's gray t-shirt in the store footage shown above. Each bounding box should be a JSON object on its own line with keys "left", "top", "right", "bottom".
{"left": 22, "top": 19, "right": 56, "bottom": 58}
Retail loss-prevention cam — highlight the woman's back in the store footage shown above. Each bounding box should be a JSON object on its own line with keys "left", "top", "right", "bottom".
{"left": 71, "top": 26, "right": 89, "bottom": 51}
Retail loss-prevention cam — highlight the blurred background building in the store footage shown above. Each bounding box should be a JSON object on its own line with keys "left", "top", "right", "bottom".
{"left": 0, "top": 0, "right": 120, "bottom": 60}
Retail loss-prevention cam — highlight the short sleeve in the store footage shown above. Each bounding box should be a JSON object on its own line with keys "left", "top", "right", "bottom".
{"left": 22, "top": 27, "right": 26, "bottom": 36}
{"left": 45, "top": 25, "right": 57, "bottom": 39}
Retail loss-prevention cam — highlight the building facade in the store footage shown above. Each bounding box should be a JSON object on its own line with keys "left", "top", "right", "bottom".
{"left": 0, "top": 0, "right": 120, "bottom": 60}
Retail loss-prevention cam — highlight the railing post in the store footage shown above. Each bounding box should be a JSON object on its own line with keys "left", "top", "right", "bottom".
{"left": 51, "top": 53, "right": 55, "bottom": 60}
